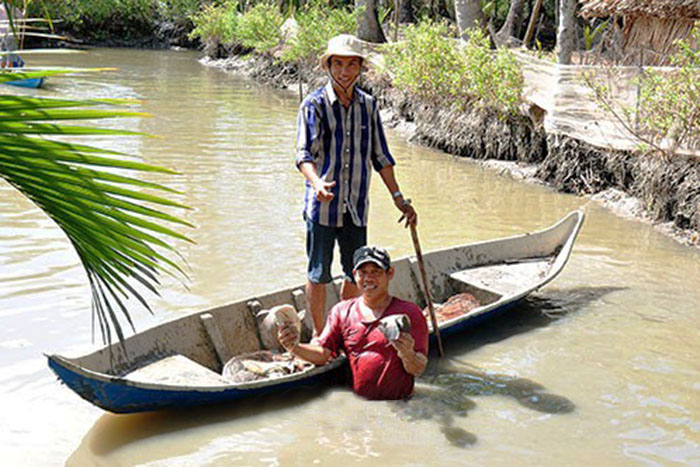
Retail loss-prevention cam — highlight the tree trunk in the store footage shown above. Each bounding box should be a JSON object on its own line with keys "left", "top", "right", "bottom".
{"left": 454, "top": 0, "right": 484, "bottom": 39}
{"left": 495, "top": 0, "right": 525, "bottom": 46}
{"left": 523, "top": 0, "right": 544, "bottom": 47}
{"left": 399, "top": 0, "right": 414, "bottom": 23}
{"left": 556, "top": 0, "right": 576, "bottom": 64}
{"left": 356, "top": 0, "right": 387, "bottom": 43}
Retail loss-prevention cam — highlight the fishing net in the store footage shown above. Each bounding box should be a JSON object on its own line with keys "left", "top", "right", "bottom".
{"left": 222, "top": 350, "right": 313, "bottom": 384}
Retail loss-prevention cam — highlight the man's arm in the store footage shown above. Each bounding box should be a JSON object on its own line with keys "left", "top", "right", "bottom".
{"left": 299, "top": 161, "right": 335, "bottom": 203}
{"left": 391, "top": 332, "right": 428, "bottom": 377}
{"left": 278, "top": 322, "right": 332, "bottom": 366}
{"left": 378, "top": 165, "right": 417, "bottom": 227}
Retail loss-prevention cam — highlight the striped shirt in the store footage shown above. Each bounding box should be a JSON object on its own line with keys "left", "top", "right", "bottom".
{"left": 296, "top": 81, "right": 395, "bottom": 227}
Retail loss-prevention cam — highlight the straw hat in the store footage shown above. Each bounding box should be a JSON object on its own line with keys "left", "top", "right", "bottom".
{"left": 320, "top": 34, "right": 367, "bottom": 71}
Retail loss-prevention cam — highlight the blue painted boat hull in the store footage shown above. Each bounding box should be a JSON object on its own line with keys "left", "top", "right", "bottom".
{"left": 5, "top": 77, "right": 44, "bottom": 88}
{"left": 48, "top": 355, "right": 346, "bottom": 413}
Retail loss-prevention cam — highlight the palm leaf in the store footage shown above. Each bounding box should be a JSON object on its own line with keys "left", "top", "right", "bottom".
{"left": 0, "top": 95, "right": 193, "bottom": 345}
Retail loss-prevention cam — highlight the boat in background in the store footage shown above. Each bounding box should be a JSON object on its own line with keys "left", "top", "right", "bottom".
{"left": 4, "top": 76, "right": 43, "bottom": 88}
{"left": 47, "top": 210, "right": 585, "bottom": 413}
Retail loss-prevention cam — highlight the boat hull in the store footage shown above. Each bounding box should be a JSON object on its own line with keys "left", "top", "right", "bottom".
{"left": 48, "top": 355, "right": 345, "bottom": 413}
{"left": 5, "top": 77, "right": 44, "bottom": 88}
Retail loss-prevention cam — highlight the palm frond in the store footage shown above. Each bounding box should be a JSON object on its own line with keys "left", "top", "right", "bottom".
{"left": 0, "top": 96, "right": 193, "bottom": 345}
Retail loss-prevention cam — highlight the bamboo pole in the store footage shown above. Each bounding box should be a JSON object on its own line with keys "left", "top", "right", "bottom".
{"left": 409, "top": 224, "right": 445, "bottom": 357}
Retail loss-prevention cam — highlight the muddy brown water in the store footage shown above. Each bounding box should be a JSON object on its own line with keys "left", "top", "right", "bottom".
{"left": 0, "top": 48, "right": 698, "bottom": 466}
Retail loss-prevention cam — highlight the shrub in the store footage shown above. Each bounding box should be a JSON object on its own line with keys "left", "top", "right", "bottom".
{"left": 189, "top": 1, "right": 239, "bottom": 48}
{"left": 236, "top": 2, "right": 284, "bottom": 52}
{"left": 583, "top": 25, "right": 699, "bottom": 157}
{"left": 382, "top": 21, "right": 524, "bottom": 115}
{"left": 636, "top": 25, "right": 700, "bottom": 154}
{"left": 282, "top": 1, "right": 358, "bottom": 64}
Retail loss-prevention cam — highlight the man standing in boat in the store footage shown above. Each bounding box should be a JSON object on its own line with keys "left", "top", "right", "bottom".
{"left": 278, "top": 246, "right": 428, "bottom": 400}
{"left": 295, "top": 34, "right": 417, "bottom": 336}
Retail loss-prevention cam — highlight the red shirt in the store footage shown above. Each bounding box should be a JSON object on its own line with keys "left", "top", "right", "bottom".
{"left": 317, "top": 297, "right": 429, "bottom": 400}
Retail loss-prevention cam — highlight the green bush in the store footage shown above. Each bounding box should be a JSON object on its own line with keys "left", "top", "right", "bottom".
{"left": 282, "top": 2, "right": 358, "bottom": 64}
{"left": 28, "top": 0, "right": 154, "bottom": 31}
{"left": 382, "top": 21, "right": 523, "bottom": 115}
{"left": 584, "top": 25, "right": 699, "bottom": 156}
{"left": 189, "top": 1, "right": 239, "bottom": 47}
{"left": 236, "top": 2, "right": 284, "bottom": 52}
{"left": 636, "top": 25, "right": 700, "bottom": 153}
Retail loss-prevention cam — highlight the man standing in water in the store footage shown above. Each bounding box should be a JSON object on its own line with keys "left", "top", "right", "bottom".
{"left": 295, "top": 34, "right": 417, "bottom": 335}
{"left": 278, "top": 246, "right": 428, "bottom": 400}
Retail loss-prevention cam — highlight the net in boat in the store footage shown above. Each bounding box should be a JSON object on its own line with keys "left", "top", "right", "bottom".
{"left": 423, "top": 293, "right": 481, "bottom": 323}
{"left": 222, "top": 350, "right": 313, "bottom": 383}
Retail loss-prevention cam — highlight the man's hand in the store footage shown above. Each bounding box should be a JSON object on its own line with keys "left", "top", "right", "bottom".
{"left": 390, "top": 332, "right": 415, "bottom": 357}
{"left": 391, "top": 332, "right": 427, "bottom": 377}
{"left": 396, "top": 199, "right": 417, "bottom": 228}
{"left": 277, "top": 322, "right": 299, "bottom": 353}
{"left": 313, "top": 179, "right": 336, "bottom": 202}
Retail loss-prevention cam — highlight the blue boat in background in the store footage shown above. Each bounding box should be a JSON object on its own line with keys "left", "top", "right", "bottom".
{"left": 4, "top": 76, "right": 43, "bottom": 88}
{"left": 47, "top": 211, "right": 584, "bottom": 413}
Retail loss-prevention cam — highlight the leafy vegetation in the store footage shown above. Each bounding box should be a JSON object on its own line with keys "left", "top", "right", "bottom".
{"left": 235, "top": 2, "right": 283, "bottom": 52}
{"left": 189, "top": 1, "right": 239, "bottom": 50}
{"left": 583, "top": 25, "right": 700, "bottom": 157}
{"left": 26, "top": 0, "right": 201, "bottom": 43}
{"left": 382, "top": 21, "right": 523, "bottom": 115}
{"left": 281, "top": 1, "right": 358, "bottom": 64}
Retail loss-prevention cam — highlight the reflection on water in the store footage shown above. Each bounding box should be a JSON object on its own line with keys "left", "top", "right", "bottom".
{"left": 1, "top": 48, "right": 699, "bottom": 466}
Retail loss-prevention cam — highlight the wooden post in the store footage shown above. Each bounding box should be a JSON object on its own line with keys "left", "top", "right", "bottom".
{"left": 409, "top": 224, "right": 445, "bottom": 357}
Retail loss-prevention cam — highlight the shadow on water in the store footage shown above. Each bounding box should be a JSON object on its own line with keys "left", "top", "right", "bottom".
{"left": 392, "top": 285, "right": 624, "bottom": 448}
{"left": 68, "top": 384, "right": 339, "bottom": 461}
{"left": 444, "top": 286, "right": 626, "bottom": 355}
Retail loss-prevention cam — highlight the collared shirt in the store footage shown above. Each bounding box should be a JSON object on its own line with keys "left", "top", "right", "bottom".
{"left": 296, "top": 81, "right": 395, "bottom": 228}
{"left": 317, "top": 297, "right": 428, "bottom": 400}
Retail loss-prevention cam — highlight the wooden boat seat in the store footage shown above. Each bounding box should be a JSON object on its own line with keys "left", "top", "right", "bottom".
{"left": 449, "top": 257, "right": 553, "bottom": 299}
{"left": 126, "top": 354, "right": 231, "bottom": 387}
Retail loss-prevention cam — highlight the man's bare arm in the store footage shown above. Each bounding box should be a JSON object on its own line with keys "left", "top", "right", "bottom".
{"left": 278, "top": 322, "right": 332, "bottom": 365}
{"left": 378, "top": 165, "right": 417, "bottom": 226}
{"left": 392, "top": 332, "right": 428, "bottom": 377}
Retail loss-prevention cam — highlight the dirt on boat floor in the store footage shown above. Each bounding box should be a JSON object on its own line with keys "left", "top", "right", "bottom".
{"left": 202, "top": 54, "right": 700, "bottom": 248}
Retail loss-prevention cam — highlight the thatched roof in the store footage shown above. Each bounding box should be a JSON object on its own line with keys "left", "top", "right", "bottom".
{"left": 580, "top": 0, "right": 700, "bottom": 19}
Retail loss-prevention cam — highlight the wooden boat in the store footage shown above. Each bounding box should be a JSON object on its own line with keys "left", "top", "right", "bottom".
{"left": 47, "top": 210, "right": 584, "bottom": 413}
{"left": 4, "top": 77, "right": 43, "bottom": 88}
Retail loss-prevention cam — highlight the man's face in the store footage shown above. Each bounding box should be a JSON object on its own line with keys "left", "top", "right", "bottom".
{"left": 329, "top": 55, "right": 361, "bottom": 89}
{"left": 354, "top": 262, "right": 393, "bottom": 299}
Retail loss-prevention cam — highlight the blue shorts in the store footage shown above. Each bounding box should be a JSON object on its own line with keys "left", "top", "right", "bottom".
{"left": 306, "top": 213, "right": 367, "bottom": 284}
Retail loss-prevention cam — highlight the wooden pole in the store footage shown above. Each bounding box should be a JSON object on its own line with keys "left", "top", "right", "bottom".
{"left": 523, "top": 0, "right": 544, "bottom": 48}
{"left": 409, "top": 224, "right": 445, "bottom": 357}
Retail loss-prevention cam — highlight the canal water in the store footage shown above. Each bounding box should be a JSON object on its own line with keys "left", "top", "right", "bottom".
{"left": 0, "top": 48, "right": 698, "bottom": 466}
